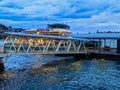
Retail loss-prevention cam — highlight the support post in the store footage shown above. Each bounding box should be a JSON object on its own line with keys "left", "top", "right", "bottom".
{"left": 98, "top": 39, "right": 101, "bottom": 52}
{"left": 117, "top": 39, "right": 120, "bottom": 54}
{"left": 0, "top": 63, "right": 4, "bottom": 72}
{"left": 0, "top": 56, "right": 6, "bottom": 72}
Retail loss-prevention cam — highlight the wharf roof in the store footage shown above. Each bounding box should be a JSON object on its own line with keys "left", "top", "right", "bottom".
{"left": 4, "top": 32, "right": 87, "bottom": 41}
{"left": 71, "top": 33, "right": 120, "bottom": 39}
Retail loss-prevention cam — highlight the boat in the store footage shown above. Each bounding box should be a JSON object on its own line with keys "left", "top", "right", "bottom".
{"left": 25, "top": 23, "right": 71, "bottom": 37}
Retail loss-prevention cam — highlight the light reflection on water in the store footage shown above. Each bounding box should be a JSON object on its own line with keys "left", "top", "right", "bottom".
{"left": 0, "top": 54, "right": 120, "bottom": 90}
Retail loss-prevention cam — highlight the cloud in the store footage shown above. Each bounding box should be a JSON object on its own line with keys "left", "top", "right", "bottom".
{"left": 0, "top": 0, "right": 120, "bottom": 33}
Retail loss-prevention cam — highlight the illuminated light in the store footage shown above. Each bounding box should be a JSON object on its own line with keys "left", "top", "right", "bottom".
{"left": 36, "top": 32, "right": 40, "bottom": 34}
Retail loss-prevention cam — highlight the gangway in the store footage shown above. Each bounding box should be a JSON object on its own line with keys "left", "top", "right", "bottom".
{"left": 0, "top": 32, "right": 87, "bottom": 54}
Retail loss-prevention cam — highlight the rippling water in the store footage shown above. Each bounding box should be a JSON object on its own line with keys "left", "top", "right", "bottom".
{"left": 0, "top": 54, "right": 120, "bottom": 90}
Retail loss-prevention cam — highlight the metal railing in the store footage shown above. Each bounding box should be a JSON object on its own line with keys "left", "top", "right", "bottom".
{"left": 0, "top": 35, "right": 87, "bottom": 54}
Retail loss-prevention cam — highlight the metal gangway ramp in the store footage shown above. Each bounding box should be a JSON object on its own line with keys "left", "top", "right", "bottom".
{"left": 0, "top": 32, "right": 87, "bottom": 54}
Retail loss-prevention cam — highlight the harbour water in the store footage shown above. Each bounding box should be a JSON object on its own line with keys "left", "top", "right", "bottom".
{"left": 0, "top": 54, "right": 120, "bottom": 90}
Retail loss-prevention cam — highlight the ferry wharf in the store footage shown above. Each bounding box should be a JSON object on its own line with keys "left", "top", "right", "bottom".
{"left": 0, "top": 32, "right": 87, "bottom": 71}
{"left": 0, "top": 32, "right": 120, "bottom": 71}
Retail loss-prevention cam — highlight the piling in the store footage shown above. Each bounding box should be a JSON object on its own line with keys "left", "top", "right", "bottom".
{"left": 0, "top": 62, "right": 4, "bottom": 72}
{"left": 0, "top": 54, "right": 7, "bottom": 72}
{"left": 117, "top": 39, "right": 120, "bottom": 54}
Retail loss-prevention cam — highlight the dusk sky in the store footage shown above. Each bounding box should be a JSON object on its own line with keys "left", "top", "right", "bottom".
{"left": 0, "top": 0, "right": 120, "bottom": 33}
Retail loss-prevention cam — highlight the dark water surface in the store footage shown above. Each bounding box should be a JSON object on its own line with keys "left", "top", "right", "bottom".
{"left": 0, "top": 54, "right": 120, "bottom": 90}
